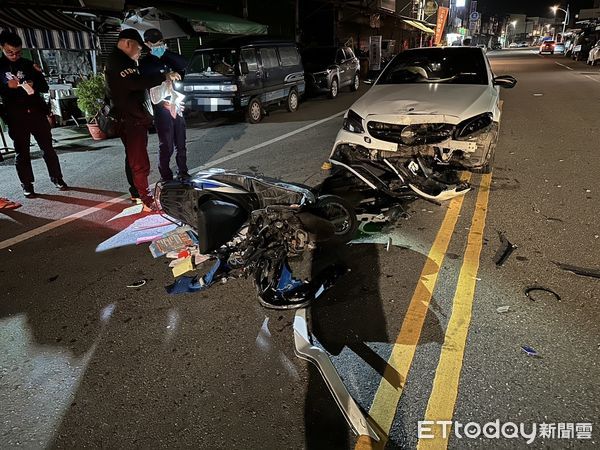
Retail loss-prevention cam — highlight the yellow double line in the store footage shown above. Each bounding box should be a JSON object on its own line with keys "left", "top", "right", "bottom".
{"left": 356, "top": 173, "right": 493, "bottom": 449}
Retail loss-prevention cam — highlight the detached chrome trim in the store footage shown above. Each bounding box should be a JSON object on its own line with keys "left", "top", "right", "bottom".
{"left": 329, "top": 159, "right": 378, "bottom": 190}
{"left": 293, "top": 309, "right": 380, "bottom": 441}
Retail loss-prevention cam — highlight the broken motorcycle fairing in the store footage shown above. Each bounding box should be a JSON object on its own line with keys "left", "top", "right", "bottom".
{"left": 156, "top": 169, "right": 357, "bottom": 309}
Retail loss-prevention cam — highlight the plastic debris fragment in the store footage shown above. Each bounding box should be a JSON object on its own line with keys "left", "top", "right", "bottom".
{"left": 127, "top": 279, "right": 147, "bottom": 288}
{"left": 496, "top": 306, "right": 510, "bottom": 313}
{"left": 521, "top": 345, "right": 539, "bottom": 357}
{"left": 553, "top": 261, "right": 600, "bottom": 280}
{"left": 494, "top": 231, "right": 518, "bottom": 266}
{"left": 525, "top": 286, "right": 561, "bottom": 302}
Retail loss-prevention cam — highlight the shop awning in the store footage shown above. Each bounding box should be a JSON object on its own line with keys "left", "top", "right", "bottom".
{"left": 161, "top": 7, "right": 267, "bottom": 35}
{"left": 403, "top": 19, "right": 435, "bottom": 34}
{"left": 0, "top": 8, "right": 96, "bottom": 49}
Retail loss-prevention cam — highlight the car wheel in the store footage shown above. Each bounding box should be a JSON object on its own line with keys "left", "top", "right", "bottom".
{"left": 328, "top": 77, "right": 339, "bottom": 99}
{"left": 350, "top": 73, "right": 360, "bottom": 92}
{"left": 286, "top": 88, "right": 299, "bottom": 113}
{"left": 246, "top": 98, "right": 263, "bottom": 124}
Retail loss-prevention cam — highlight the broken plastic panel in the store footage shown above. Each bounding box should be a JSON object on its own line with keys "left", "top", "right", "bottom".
{"left": 293, "top": 309, "right": 380, "bottom": 440}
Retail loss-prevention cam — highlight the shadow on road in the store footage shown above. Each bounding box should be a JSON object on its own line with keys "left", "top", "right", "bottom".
{"left": 304, "top": 238, "right": 446, "bottom": 448}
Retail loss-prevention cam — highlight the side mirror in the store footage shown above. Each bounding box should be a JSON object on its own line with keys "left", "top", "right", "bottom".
{"left": 240, "top": 61, "right": 249, "bottom": 75}
{"left": 364, "top": 79, "right": 373, "bottom": 85}
{"left": 493, "top": 75, "right": 517, "bottom": 89}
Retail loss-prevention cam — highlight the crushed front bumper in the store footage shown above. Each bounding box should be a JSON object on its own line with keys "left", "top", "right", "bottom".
{"left": 329, "top": 122, "right": 499, "bottom": 171}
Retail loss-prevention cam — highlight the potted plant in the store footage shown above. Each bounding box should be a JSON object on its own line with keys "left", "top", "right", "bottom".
{"left": 76, "top": 74, "right": 107, "bottom": 140}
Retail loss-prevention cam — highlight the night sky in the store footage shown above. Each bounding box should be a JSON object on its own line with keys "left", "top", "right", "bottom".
{"left": 476, "top": 0, "right": 596, "bottom": 17}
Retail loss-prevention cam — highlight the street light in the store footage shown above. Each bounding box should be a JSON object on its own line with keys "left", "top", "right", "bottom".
{"left": 551, "top": 4, "right": 569, "bottom": 43}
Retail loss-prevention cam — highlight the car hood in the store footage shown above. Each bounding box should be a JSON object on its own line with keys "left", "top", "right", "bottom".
{"left": 351, "top": 83, "right": 497, "bottom": 123}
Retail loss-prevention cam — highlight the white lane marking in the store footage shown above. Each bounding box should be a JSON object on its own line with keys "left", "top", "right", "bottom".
{"left": 190, "top": 111, "right": 345, "bottom": 170}
{"left": 0, "top": 196, "right": 128, "bottom": 250}
{"left": 555, "top": 62, "right": 574, "bottom": 70}
{"left": 584, "top": 75, "right": 600, "bottom": 83}
{"left": 0, "top": 111, "right": 346, "bottom": 250}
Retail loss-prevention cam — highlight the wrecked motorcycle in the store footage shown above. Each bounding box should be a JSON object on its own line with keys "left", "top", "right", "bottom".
{"left": 156, "top": 170, "right": 384, "bottom": 440}
{"left": 156, "top": 169, "right": 357, "bottom": 309}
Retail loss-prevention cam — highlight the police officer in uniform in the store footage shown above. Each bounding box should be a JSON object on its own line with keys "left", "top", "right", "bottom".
{"left": 0, "top": 31, "right": 67, "bottom": 197}
{"left": 105, "top": 29, "right": 180, "bottom": 210}
{"left": 139, "top": 28, "right": 189, "bottom": 182}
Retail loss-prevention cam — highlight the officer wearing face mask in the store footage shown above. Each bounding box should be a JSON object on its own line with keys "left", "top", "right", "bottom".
{"left": 105, "top": 28, "right": 180, "bottom": 210}
{"left": 139, "top": 29, "right": 189, "bottom": 182}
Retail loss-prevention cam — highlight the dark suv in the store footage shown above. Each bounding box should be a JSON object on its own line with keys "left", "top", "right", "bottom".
{"left": 302, "top": 46, "right": 360, "bottom": 99}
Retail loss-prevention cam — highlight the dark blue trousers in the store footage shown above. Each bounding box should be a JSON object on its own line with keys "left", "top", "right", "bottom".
{"left": 154, "top": 105, "right": 188, "bottom": 181}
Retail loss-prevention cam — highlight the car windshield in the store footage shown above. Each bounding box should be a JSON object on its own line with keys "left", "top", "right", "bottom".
{"left": 377, "top": 48, "right": 488, "bottom": 85}
{"left": 302, "top": 48, "right": 336, "bottom": 67}
{"left": 188, "top": 49, "right": 238, "bottom": 76}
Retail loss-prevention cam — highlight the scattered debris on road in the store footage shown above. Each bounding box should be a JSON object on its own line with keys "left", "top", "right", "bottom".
{"left": 525, "top": 286, "right": 561, "bottom": 302}
{"left": 165, "top": 276, "right": 202, "bottom": 295}
{"left": 521, "top": 345, "right": 540, "bottom": 357}
{"left": 553, "top": 261, "right": 600, "bottom": 280}
{"left": 149, "top": 227, "right": 198, "bottom": 258}
{"left": 126, "top": 279, "right": 147, "bottom": 288}
{"left": 496, "top": 306, "right": 510, "bottom": 313}
{"left": 494, "top": 231, "right": 518, "bottom": 266}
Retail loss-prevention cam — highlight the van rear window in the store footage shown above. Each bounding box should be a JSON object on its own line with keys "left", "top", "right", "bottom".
{"left": 278, "top": 46, "right": 300, "bottom": 66}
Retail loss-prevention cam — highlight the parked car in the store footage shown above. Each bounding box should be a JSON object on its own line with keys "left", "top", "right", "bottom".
{"left": 179, "top": 36, "right": 305, "bottom": 123}
{"left": 586, "top": 40, "right": 600, "bottom": 65}
{"left": 508, "top": 42, "right": 519, "bottom": 48}
{"left": 554, "top": 42, "right": 566, "bottom": 54}
{"left": 572, "top": 36, "right": 593, "bottom": 61}
{"left": 302, "top": 46, "right": 360, "bottom": 99}
{"left": 517, "top": 41, "right": 529, "bottom": 48}
{"left": 328, "top": 46, "right": 517, "bottom": 195}
{"left": 539, "top": 40, "right": 555, "bottom": 54}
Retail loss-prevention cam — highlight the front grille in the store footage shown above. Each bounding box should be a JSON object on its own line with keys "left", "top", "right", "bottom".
{"left": 367, "top": 121, "right": 454, "bottom": 146}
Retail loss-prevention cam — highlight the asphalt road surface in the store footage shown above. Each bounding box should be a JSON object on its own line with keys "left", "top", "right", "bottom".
{"left": 1, "top": 48, "right": 599, "bottom": 449}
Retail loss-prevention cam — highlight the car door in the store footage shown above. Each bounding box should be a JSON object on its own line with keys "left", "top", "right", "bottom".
{"left": 344, "top": 47, "right": 359, "bottom": 82}
{"left": 335, "top": 48, "right": 349, "bottom": 86}
{"left": 240, "top": 47, "right": 262, "bottom": 94}
{"left": 258, "top": 47, "right": 283, "bottom": 99}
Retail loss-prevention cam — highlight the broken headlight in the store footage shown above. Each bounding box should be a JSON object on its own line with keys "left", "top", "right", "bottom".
{"left": 455, "top": 113, "right": 493, "bottom": 140}
{"left": 343, "top": 109, "right": 365, "bottom": 134}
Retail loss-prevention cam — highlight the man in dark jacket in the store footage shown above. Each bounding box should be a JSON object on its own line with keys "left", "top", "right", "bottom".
{"left": 0, "top": 31, "right": 67, "bottom": 197}
{"left": 139, "top": 29, "right": 189, "bottom": 182}
{"left": 105, "top": 28, "right": 179, "bottom": 210}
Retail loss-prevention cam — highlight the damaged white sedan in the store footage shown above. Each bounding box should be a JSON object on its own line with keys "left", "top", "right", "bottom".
{"left": 328, "top": 47, "right": 516, "bottom": 203}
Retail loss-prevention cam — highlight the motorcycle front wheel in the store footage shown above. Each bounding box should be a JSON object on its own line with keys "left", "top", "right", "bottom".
{"left": 313, "top": 195, "right": 358, "bottom": 244}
